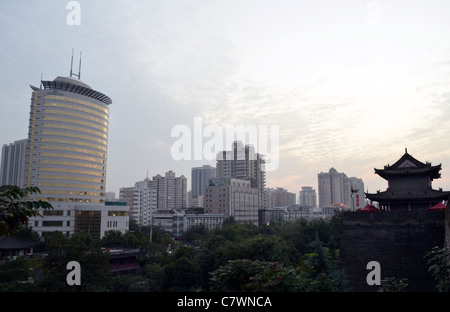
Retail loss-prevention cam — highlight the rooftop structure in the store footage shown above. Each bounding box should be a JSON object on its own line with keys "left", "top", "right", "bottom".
{"left": 365, "top": 149, "right": 450, "bottom": 211}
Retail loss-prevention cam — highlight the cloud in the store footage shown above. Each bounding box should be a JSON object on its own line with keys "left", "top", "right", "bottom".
{"left": 2, "top": 0, "right": 450, "bottom": 195}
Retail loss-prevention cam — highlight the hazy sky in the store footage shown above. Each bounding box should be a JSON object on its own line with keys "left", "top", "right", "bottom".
{"left": 1, "top": 0, "right": 450, "bottom": 197}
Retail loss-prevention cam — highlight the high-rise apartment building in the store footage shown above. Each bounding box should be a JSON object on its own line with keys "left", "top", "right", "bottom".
{"left": 318, "top": 168, "right": 365, "bottom": 209}
{"left": 0, "top": 139, "right": 27, "bottom": 188}
{"left": 299, "top": 186, "right": 317, "bottom": 207}
{"left": 128, "top": 171, "right": 187, "bottom": 226}
{"left": 216, "top": 141, "right": 266, "bottom": 209}
{"left": 24, "top": 72, "right": 128, "bottom": 238}
{"left": 119, "top": 186, "right": 134, "bottom": 216}
{"left": 266, "top": 187, "right": 296, "bottom": 209}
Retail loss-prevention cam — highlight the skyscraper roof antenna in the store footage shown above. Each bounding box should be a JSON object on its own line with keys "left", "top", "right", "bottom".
{"left": 78, "top": 51, "right": 82, "bottom": 80}
{"left": 70, "top": 48, "right": 74, "bottom": 78}
{"left": 70, "top": 49, "right": 82, "bottom": 80}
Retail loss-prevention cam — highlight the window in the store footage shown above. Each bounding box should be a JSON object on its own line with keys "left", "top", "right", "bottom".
{"left": 42, "top": 221, "right": 63, "bottom": 227}
{"left": 108, "top": 211, "right": 129, "bottom": 216}
{"left": 75, "top": 210, "right": 101, "bottom": 238}
{"left": 43, "top": 210, "right": 63, "bottom": 216}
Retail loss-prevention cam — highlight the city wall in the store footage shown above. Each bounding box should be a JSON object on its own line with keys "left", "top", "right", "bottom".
{"left": 339, "top": 210, "right": 445, "bottom": 291}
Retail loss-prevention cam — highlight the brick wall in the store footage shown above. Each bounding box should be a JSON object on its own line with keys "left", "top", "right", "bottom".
{"left": 339, "top": 210, "right": 445, "bottom": 291}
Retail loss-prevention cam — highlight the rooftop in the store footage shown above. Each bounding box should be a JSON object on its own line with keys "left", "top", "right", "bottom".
{"left": 366, "top": 189, "right": 450, "bottom": 202}
{"left": 374, "top": 150, "right": 441, "bottom": 180}
{"left": 32, "top": 76, "right": 112, "bottom": 105}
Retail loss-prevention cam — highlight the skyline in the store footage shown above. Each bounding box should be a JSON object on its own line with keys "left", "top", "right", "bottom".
{"left": 1, "top": 1, "right": 450, "bottom": 196}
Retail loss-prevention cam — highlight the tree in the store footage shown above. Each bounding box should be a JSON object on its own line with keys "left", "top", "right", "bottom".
{"left": 0, "top": 257, "right": 37, "bottom": 291}
{"left": 377, "top": 277, "right": 409, "bottom": 292}
{"left": 425, "top": 246, "right": 450, "bottom": 292}
{"left": 38, "top": 232, "right": 111, "bottom": 291}
{"left": 0, "top": 185, "right": 53, "bottom": 236}
{"left": 183, "top": 224, "right": 209, "bottom": 245}
{"left": 209, "top": 259, "right": 308, "bottom": 292}
{"left": 302, "top": 231, "right": 347, "bottom": 291}
{"left": 163, "top": 256, "right": 202, "bottom": 291}
{"left": 219, "top": 234, "right": 291, "bottom": 265}
{"left": 107, "top": 275, "right": 153, "bottom": 292}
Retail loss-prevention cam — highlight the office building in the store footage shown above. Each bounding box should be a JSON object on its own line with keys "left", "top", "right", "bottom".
{"left": 25, "top": 75, "right": 111, "bottom": 203}
{"left": 152, "top": 210, "right": 225, "bottom": 237}
{"left": 191, "top": 165, "right": 216, "bottom": 207}
{"left": 204, "top": 177, "right": 259, "bottom": 225}
{"left": 0, "top": 139, "right": 27, "bottom": 188}
{"left": 23, "top": 65, "right": 128, "bottom": 238}
{"left": 191, "top": 165, "right": 216, "bottom": 198}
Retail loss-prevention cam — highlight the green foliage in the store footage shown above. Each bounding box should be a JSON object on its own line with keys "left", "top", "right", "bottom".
{"left": 163, "top": 256, "right": 202, "bottom": 291}
{"left": 107, "top": 274, "right": 153, "bottom": 292}
{"left": 0, "top": 214, "right": 346, "bottom": 292}
{"left": 183, "top": 224, "right": 209, "bottom": 245}
{"left": 209, "top": 222, "right": 347, "bottom": 292}
{"left": 210, "top": 259, "right": 307, "bottom": 292}
{"left": 0, "top": 185, "right": 53, "bottom": 236}
{"left": 0, "top": 257, "right": 37, "bottom": 291}
{"left": 377, "top": 277, "right": 410, "bottom": 292}
{"left": 425, "top": 246, "right": 450, "bottom": 292}
{"left": 301, "top": 231, "right": 347, "bottom": 292}
{"left": 38, "top": 231, "right": 111, "bottom": 291}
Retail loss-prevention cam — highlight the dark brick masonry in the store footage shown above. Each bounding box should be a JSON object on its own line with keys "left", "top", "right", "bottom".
{"left": 339, "top": 210, "right": 445, "bottom": 291}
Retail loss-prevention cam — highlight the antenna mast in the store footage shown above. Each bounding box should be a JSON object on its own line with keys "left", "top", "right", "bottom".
{"left": 70, "top": 48, "right": 74, "bottom": 77}
{"left": 78, "top": 51, "right": 82, "bottom": 80}
{"left": 70, "top": 49, "right": 82, "bottom": 80}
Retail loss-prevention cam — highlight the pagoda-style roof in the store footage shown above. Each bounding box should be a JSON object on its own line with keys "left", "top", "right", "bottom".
{"left": 0, "top": 235, "right": 39, "bottom": 250}
{"left": 374, "top": 150, "right": 441, "bottom": 181}
{"left": 429, "top": 202, "right": 446, "bottom": 210}
{"left": 366, "top": 189, "right": 450, "bottom": 202}
{"left": 357, "top": 204, "right": 380, "bottom": 212}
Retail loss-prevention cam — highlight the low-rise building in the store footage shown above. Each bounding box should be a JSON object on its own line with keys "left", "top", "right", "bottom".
{"left": 0, "top": 235, "right": 39, "bottom": 259}
{"left": 152, "top": 209, "right": 226, "bottom": 237}
{"left": 106, "top": 248, "right": 142, "bottom": 276}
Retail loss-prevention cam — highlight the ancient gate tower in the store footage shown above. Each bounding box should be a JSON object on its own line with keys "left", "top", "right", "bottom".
{"left": 339, "top": 150, "right": 449, "bottom": 291}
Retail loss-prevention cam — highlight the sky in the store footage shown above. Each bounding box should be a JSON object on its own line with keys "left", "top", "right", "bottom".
{"left": 1, "top": 0, "right": 450, "bottom": 198}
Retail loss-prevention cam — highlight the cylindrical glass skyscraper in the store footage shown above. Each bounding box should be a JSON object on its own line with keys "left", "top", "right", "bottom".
{"left": 26, "top": 76, "right": 111, "bottom": 203}
{"left": 26, "top": 75, "right": 115, "bottom": 237}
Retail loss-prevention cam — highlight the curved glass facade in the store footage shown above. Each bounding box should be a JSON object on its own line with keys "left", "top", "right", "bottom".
{"left": 25, "top": 76, "right": 111, "bottom": 204}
